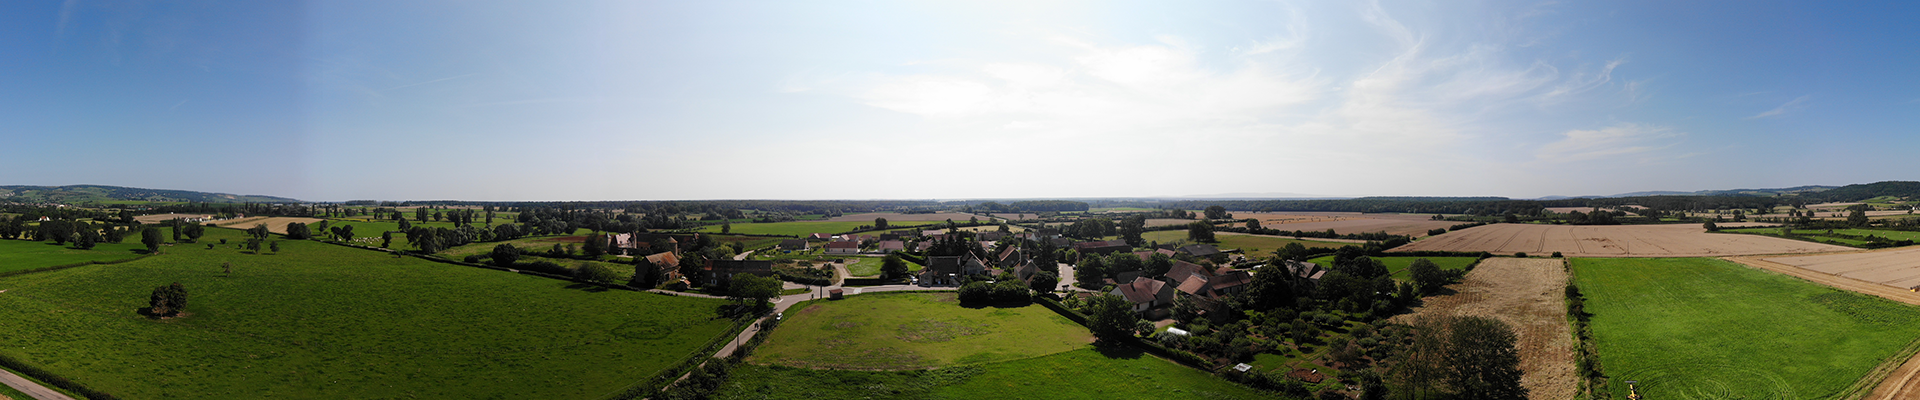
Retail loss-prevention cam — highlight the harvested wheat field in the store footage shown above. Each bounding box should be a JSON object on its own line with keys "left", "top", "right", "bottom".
{"left": 1394, "top": 258, "right": 1574, "bottom": 399}
{"left": 1229, "top": 212, "right": 1461, "bottom": 237}
{"left": 213, "top": 217, "right": 325, "bottom": 234}
{"left": 1751, "top": 247, "right": 1920, "bottom": 292}
{"left": 133, "top": 213, "right": 215, "bottom": 224}
{"left": 1391, "top": 223, "right": 1852, "bottom": 257}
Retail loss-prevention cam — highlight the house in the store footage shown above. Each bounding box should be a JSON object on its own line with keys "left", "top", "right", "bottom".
{"left": 1178, "top": 244, "right": 1221, "bottom": 258}
{"left": 780, "top": 239, "right": 809, "bottom": 251}
{"left": 877, "top": 240, "right": 906, "bottom": 252}
{"left": 976, "top": 231, "right": 1007, "bottom": 241}
{"left": 880, "top": 233, "right": 903, "bottom": 241}
{"left": 1133, "top": 248, "right": 1177, "bottom": 263}
{"left": 1284, "top": 260, "right": 1326, "bottom": 285}
{"left": 921, "top": 252, "right": 989, "bottom": 285}
{"left": 702, "top": 260, "right": 774, "bottom": 288}
{"left": 1163, "top": 260, "right": 1211, "bottom": 284}
{"left": 1049, "top": 237, "right": 1072, "bottom": 247}
{"left": 1110, "top": 276, "right": 1177, "bottom": 313}
{"left": 824, "top": 241, "right": 860, "bottom": 255}
{"left": 1209, "top": 269, "right": 1254, "bottom": 296}
{"left": 915, "top": 241, "right": 933, "bottom": 252}
{"left": 810, "top": 233, "right": 833, "bottom": 240}
{"left": 642, "top": 251, "right": 684, "bottom": 282}
{"left": 995, "top": 245, "right": 1026, "bottom": 269}
{"left": 1015, "top": 259, "right": 1041, "bottom": 282}
{"left": 921, "top": 230, "right": 945, "bottom": 237}
{"left": 1073, "top": 239, "right": 1131, "bottom": 255}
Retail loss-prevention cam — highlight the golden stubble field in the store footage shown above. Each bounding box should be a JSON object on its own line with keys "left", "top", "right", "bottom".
{"left": 1391, "top": 223, "right": 1852, "bottom": 257}
{"left": 1227, "top": 212, "right": 1464, "bottom": 237}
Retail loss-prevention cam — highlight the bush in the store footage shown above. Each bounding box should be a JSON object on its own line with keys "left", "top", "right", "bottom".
{"left": 957, "top": 281, "right": 992, "bottom": 304}
{"left": 574, "top": 263, "right": 620, "bottom": 284}
{"left": 1513, "top": 252, "right": 1528, "bottom": 258}
{"left": 1550, "top": 251, "right": 1564, "bottom": 258}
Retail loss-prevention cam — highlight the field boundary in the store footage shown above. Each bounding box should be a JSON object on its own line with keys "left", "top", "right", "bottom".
{"left": 1841, "top": 337, "right": 1920, "bottom": 400}
{"left": 0, "top": 253, "right": 154, "bottom": 279}
{"left": 0, "top": 353, "right": 118, "bottom": 400}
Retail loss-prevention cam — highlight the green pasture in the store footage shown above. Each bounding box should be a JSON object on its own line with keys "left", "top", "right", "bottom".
{"left": 751, "top": 292, "right": 1090, "bottom": 369}
{"left": 696, "top": 220, "right": 938, "bottom": 237}
{"left": 1143, "top": 231, "right": 1353, "bottom": 256}
{"left": 1723, "top": 227, "right": 1920, "bottom": 247}
{"left": 1572, "top": 258, "right": 1920, "bottom": 400}
{"left": 1304, "top": 256, "right": 1477, "bottom": 281}
{"left": 0, "top": 227, "right": 735, "bottom": 399}
{"left": 720, "top": 347, "right": 1277, "bottom": 400}
{"left": 0, "top": 239, "right": 148, "bottom": 275}
{"left": 440, "top": 235, "right": 590, "bottom": 257}
{"left": 844, "top": 256, "right": 887, "bottom": 277}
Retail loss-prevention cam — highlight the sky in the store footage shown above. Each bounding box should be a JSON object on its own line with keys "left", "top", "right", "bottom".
{"left": 3, "top": 0, "right": 1917, "bottom": 202}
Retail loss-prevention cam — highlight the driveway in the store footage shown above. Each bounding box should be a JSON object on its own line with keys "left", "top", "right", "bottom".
{"left": 0, "top": 368, "right": 73, "bottom": 400}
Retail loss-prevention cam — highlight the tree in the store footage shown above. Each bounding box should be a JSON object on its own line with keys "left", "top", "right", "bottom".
{"left": 1409, "top": 258, "right": 1446, "bottom": 295}
{"left": 875, "top": 217, "right": 889, "bottom": 230}
{"left": 171, "top": 220, "right": 183, "bottom": 242}
{"left": 1086, "top": 294, "right": 1140, "bottom": 343}
{"left": 1119, "top": 215, "right": 1146, "bottom": 246}
{"left": 183, "top": 223, "right": 205, "bottom": 242}
{"left": 1075, "top": 256, "right": 1107, "bottom": 288}
{"left": 728, "top": 273, "right": 782, "bottom": 309}
{"left": 248, "top": 224, "right": 269, "bottom": 240}
{"left": 631, "top": 257, "right": 664, "bottom": 289}
{"left": 1187, "top": 221, "right": 1215, "bottom": 242}
{"left": 584, "top": 233, "right": 606, "bottom": 257}
{"left": 1849, "top": 208, "right": 1870, "bottom": 226}
{"left": 958, "top": 281, "right": 993, "bottom": 304}
{"left": 398, "top": 218, "right": 412, "bottom": 232}
{"left": 381, "top": 231, "right": 394, "bottom": 248}
{"left": 1245, "top": 218, "right": 1262, "bottom": 231}
{"left": 147, "top": 282, "right": 188, "bottom": 316}
{"left": 1703, "top": 221, "right": 1719, "bottom": 232}
{"left": 721, "top": 221, "right": 732, "bottom": 234}
{"left": 223, "top": 261, "right": 233, "bottom": 276}
{"left": 1106, "top": 252, "right": 1143, "bottom": 275}
{"left": 75, "top": 227, "right": 97, "bottom": 250}
{"left": 269, "top": 241, "right": 281, "bottom": 253}
{"left": 246, "top": 238, "right": 263, "bottom": 253}
{"left": 1446, "top": 316, "right": 1528, "bottom": 400}
{"left": 1203, "top": 205, "right": 1230, "bottom": 220}
{"left": 141, "top": 228, "right": 163, "bottom": 254}
{"left": 1028, "top": 271, "right": 1059, "bottom": 295}
{"left": 491, "top": 244, "right": 520, "bottom": 267}
{"left": 1144, "top": 253, "right": 1174, "bottom": 278}
{"left": 574, "top": 262, "right": 620, "bottom": 284}
{"left": 881, "top": 254, "right": 909, "bottom": 280}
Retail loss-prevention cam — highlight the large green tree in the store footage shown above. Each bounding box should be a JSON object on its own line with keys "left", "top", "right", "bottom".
{"left": 728, "top": 273, "right": 782, "bottom": 309}
{"left": 147, "top": 282, "right": 188, "bottom": 316}
{"left": 1085, "top": 294, "right": 1140, "bottom": 343}
{"left": 1409, "top": 258, "right": 1447, "bottom": 295}
{"left": 1187, "top": 221, "right": 1215, "bottom": 242}
{"left": 141, "top": 227, "right": 163, "bottom": 254}
{"left": 881, "top": 254, "right": 909, "bottom": 280}
{"left": 490, "top": 244, "right": 520, "bottom": 267}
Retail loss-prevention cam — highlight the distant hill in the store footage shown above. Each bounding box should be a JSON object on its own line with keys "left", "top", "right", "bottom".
{"left": 0, "top": 185, "right": 302, "bottom": 205}
{"left": 1785, "top": 181, "right": 1920, "bottom": 203}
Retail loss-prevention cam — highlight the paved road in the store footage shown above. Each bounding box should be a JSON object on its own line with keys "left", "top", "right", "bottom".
{"left": 0, "top": 368, "right": 73, "bottom": 400}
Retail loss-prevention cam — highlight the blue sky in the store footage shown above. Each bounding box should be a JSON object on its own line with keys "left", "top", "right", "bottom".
{"left": 3, "top": 0, "right": 1916, "bottom": 201}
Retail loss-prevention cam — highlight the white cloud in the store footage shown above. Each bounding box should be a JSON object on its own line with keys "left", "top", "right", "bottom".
{"left": 1535, "top": 123, "right": 1683, "bottom": 162}
{"left": 1747, "top": 95, "right": 1809, "bottom": 119}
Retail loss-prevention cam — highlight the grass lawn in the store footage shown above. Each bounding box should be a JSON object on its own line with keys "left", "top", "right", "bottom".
{"left": 720, "top": 347, "right": 1279, "bottom": 400}
{"left": 0, "top": 227, "right": 736, "bottom": 399}
{"left": 844, "top": 256, "right": 887, "bottom": 277}
{"left": 696, "top": 220, "right": 938, "bottom": 237}
{"left": 1143, "top": 231, "right": 1354, "bottom": 256}
{"left": 1572, "top": 257, "right": 1920, "bottom": 399}
{"left": 438, "top": 234, "right": 590, "bottom": 257}
{"left": 0, "top": 239, "right": 148, "bottom": 274}
{"left": 751, "top": 292, "right": 1090, "bottom": 369}
{"left": 1305, "top": 256, "right": 1478, "bottom": 281}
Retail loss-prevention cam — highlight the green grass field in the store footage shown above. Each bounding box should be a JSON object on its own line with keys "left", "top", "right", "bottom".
{"left": 0, "top": 227, "right": 735, "bottom": 399}
{"left": 1724, "top": 227, "right": 1920, "bottom": 247}
{"left": 844, "top": 256, "right": 887, "bottom": 277}
{"left": 720, "top": 347, "right": 1279, "bottom": 399}
{"left": 751, "top": 292, "right": 1090, "bottom": 369}
{"left": 0, "top": 239, "right": 148, "bottom": 274}
{"left": 1572, "top": 258, "right": 1920, "bottom": 399}
{"left": 1304, "top": 256, "right": 1477, "bottom": 281}
{"left": 1143, "top": 231, "right": 1353, "bottom": 256}
{"left": 696, "top": 220, "right": 938, "bottom": 237}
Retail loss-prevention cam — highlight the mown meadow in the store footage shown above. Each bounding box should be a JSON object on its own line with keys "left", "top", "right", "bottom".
{"left": 750, "top": 292, "right": 1090, "bottom": 370}
{"left": 1572, "top": 257, "right": 1920, "bottom": 399}
{"left": 720, "top": 347, "right": 1280, "bottom": 400}
{"left": 0, "top": 238, "right": 146, "bottom": 275}
{"left": 0, "top": 227, "right": 735, "bottom": 399}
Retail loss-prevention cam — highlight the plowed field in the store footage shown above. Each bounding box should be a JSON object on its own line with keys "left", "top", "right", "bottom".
{"left": 1391, "top": 223, "right": 1850, "bottom": 257}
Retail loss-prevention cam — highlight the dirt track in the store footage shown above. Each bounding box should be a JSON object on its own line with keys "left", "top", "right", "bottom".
{"left": 1394, "top": 258, "right": 1574, "bottom": 399}
{"left": 1725, "top": 250, "right": 1920, "bottom": 400}
{"left": 1391, "top": 223, "right": 1852, "bottom": 257}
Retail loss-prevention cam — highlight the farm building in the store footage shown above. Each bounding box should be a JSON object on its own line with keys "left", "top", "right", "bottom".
{"left": 779, "top": 239, "right": 809, "bottom": 251}
{"left": 1073, "top": 239, "right": 1132, "bottom": 255}
{"left": 823, "top": 241, "right": 859, "bottom": 254}
{"left": 1178, "top": 244, "right": 1221, "bottom": 258}
{"left": 702, "top": 260, "right": 774, "bottom": 288}
{"left": 877, "top": 240, "right": 906, "bottom": 252}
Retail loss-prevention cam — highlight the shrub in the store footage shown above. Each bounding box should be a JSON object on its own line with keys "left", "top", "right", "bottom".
{"left": 1551, "top": 251, "right": 1564, "bottom": 258}
{"left": 1513, "top": 252, "right": 1528, "bottom": 258}
{"left": 574, "top": 263, "right": 620, "bottom": 284}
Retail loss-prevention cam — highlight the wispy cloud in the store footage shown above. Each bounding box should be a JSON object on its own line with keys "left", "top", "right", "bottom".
{"left": 1747, "top": 95, "right": 1809, "bottom": 119}
{"left": 1535, "top": 123, "right": 1683, "bottom": 162}
{"left": 380, "top": 74, "right": 479, "bottom": 92}
{"left": 57, "top": 0, "right": 81, "bottom": 36}
{"left": 168, "top": 99, "right": 188, "bottom": 112}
